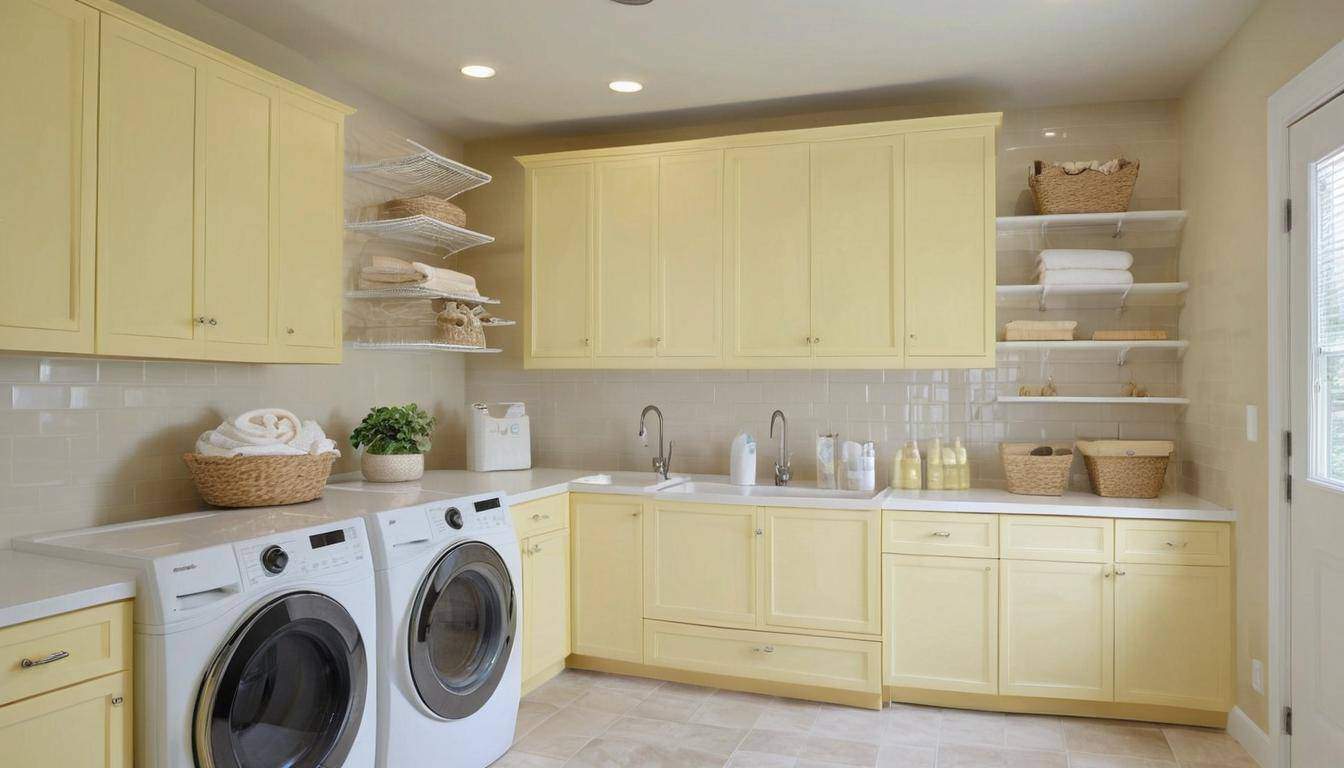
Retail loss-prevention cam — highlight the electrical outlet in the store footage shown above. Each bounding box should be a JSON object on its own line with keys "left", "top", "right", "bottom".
{"left": 1246, "top": 405, "right": 1259, "bottom": 442}
{"left": 1252, "top": 659, "right": 1264, "bottom": 694}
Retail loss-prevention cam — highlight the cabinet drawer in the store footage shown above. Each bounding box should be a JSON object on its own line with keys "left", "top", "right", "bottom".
{"left": 643, "top": 619, "right": 881, "bottom": 693}
{"left": 512, "top": 493, "right": 568, "bottom": 539}
{"left": 1000, "top": 515, "right": 1113, "bottom": 563}
{"left": 883, "top": 510, "right": 998, "bottom": 557}
{"left": 0, "top": 601, "right": 131, "bottom": 707}
{"left": 1115, "top": 520, "right": 1230, "bottom": 566}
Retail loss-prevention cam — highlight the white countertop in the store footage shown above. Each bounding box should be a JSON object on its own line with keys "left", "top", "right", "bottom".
{"left": 331, "top": 469, "right": 1235, "bottom": 521}
{"left": 0, "top": 551, "right": 137, "bottom": 629}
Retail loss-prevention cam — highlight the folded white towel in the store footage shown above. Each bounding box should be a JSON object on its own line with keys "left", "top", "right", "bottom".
{"left": 195, "top": 411, "right": 338, "bottom": 457}
{"left": 358, "top": 256, "right": 479, "bottom": 296}
{"left": 1037, "top": 269, "right": 1135, "bottom": 287}
{"left": 1036, "top": 249, "right": 1133, "bottom": 271}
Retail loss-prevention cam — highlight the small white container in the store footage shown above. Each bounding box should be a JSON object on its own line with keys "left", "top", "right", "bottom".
{"left": 730, "top": 432, "right": 757, "bottom": 485}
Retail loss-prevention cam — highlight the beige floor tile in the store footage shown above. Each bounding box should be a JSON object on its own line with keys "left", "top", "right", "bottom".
{"left": 1002, "top": 714, "right": 1063, "bottom": 751}
{"left": 693, "top": 695, "right": 771, "bottom": 730}
{"left": 1061, "top": 720, "right": 1175, "bottom": 761}
{"left": 565, "top": 736, "right": 725, "bottom": 768}
{"left": 487, "top": 752, "right": 567, "bottom": 767}
{"left": 657, "top": 682, "right": 719, "bottom": 699}
{"left": 1160, "top": 728, "right": 1256, "bottom": 767}
{"left": 604, "top": 715, "right": 750, "bottom": 758}
{"left": 572, "top": 687, "right": 649, "bottom": 715}
{"left": 883, "top": 704, "right": 942, "bottom": 747}
{"left": 591, "top": 672, "right": 667, "bottom": 696}
{"left": 728, "top": 751, "right": 799, "bottom": 767}
{"left": 757, "top": 699, "right": 823, "bottom": 734}
{"left": 523, "top": 674, "right": 597, "bottom": 707}
{"left": 797, "top": 761, "right": 863, "bottom": 768}
{"left": 1064, "top": 753, "right": 1177, "bottom": 768}
{"left": 513, "top": 700, "right": 561, "bottom": 742}
{"left": 738, "top": 730, "right": 809, "bottom": 757}
{"left": 939, "top": 709, "right": 1007, "bottom": 747}
{"left": 876, "top": 743, "right": 936, "bottom": 768}
{"left": 797, "top": 735, "right": 880, "bottom": 767}
{"left": 812, "top": 706, "right": 888, "bottom": 745}
{"left": 935, "top": 744, "right": 1068, "bottom": 768}
{"left": 632, "top": 691, "right": 711, "bottom": 723}
{"left": 511, "top": 705, "right": 619, "bottom": 760}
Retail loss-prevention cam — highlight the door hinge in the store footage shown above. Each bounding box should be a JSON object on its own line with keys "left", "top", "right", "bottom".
{"left": 1284, "top": 705, "right": 1293, "bottom": 735}
{"left": 1285, "top": 198, "right": 1293, "bottom": 232}
{"left": 1285, "top": 430, "right": 1293, "bottom": 458}
{"left": 1287, "top": 473, "right": 1293, "bottom": 502}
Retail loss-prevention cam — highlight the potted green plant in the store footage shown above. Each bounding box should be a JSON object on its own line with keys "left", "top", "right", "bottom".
{"left": 349, "top": 404, "right": 436, "bottom": 482}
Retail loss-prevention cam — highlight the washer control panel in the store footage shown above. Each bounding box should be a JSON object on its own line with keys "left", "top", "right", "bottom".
{"left": 237, "top": 519, "right": 368, "bottom": 587}
{"left": 426, "top": 494, "right": 509, "bottom": 539}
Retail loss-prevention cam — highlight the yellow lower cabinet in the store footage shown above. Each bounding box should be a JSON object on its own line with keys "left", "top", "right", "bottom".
{"left": 761, "top": 507, "right": 881, "bottom": 636}
{"left": 521, "top": 527, "right": 570, "bottom": 691}
{"left": 0, "top": 601, "right": 131, "bottom": 707}
{"left": 1000, "top": 515, "right": 1114, "bottom": 563}
{"left": 643, "top": 619, "right": 881, "bottom": 694}
{"left": 512, "top": 493, "right": 568, "bottom": 541}
{"left": 570, "top": 494, "right": 644, "bottom": 663}
{"left": 883, "top": 554, "right": 997, "bottom": 694}
{"left": 1114, "top": 563, "right": 1232, "bottom": 710}
{"left": 644, "top": 502, "right": 758, "bottom": 628}
{"left": 1000, "top": 559, "right": 1114, "bottom": 702}
{"left": 0, "top": 671, "right": 130, "bottom": 768}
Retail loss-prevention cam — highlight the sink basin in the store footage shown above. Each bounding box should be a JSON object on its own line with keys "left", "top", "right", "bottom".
{"left": 661, "top": 481, "right": 881, "bottom": 501}
{"left": 571, "top": 472, "right": 687, "bottom": 492}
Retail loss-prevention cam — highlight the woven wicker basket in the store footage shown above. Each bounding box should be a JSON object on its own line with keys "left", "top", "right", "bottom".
{"left": 1076, "top": 440, "right": 1173, "bottom": 498}
{"left": 1028, "top": 160, "right": 1139, "bottom": 214}
{"left": 1000, "top": 443, "right": 1074, "bottom": 496}
{"left": 182, "top": 453, "right": 337, "bottom": 508}
{"left": 436, "top": 302, "right": 486, "bottom": 347}
{"left": 379, "top": 195, "right": 466, "bottom": 227}
{"left": 1004, "top": 320, "right": 1077, "bottom": 341}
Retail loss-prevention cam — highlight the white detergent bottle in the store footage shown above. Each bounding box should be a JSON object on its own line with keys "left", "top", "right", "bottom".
{"left": 730, "top": 432, "right": 757, "bottom": 486}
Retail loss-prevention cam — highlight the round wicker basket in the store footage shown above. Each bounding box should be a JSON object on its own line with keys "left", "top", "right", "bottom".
{"left": 182, "top": 453, "right": 337, "bottom": 508}
{"left": 1000, "top": 443, "right": 1074, "bottom": 496}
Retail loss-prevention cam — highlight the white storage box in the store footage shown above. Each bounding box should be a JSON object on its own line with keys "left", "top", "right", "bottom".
{"left": 468, "top": 402, "right": 531, "bottom": 471}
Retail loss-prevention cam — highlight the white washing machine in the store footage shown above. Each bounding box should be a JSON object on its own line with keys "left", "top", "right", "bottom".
{"left": 342, "top": 487, "right": 521, "bottom": 768}
{"left": 13, "top": 495, "right": 433, "bottom": 768}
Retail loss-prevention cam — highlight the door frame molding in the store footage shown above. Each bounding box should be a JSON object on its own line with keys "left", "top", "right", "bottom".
{"left": 1265, "top": 36, "right": 1344, "bottom": 768}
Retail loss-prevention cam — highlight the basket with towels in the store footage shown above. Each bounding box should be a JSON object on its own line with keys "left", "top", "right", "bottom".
{"left": 1029, "top": 158, "right": 1139, "bottom": 214}
{"left": 183, "top": 409, "right": 340, "bottom": 508}
{"left": 1036, "top": 249, "right": 1134, "bottom": 290}
{"left": 359, "top": 254, "right": 481, "bottom": 298}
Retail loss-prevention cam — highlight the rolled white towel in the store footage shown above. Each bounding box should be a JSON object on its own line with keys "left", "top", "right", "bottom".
{"left": 1037, "top": 269, "right": 1135, "bottom": 287}
{"left": 194, "top": 411, "right": 339, "bottom": 457}
{"left": 222, "top": 409, "right": 302, "bottom": 446}
{"left": 1036, "top": 249, "right": 1133, "bottom": 271}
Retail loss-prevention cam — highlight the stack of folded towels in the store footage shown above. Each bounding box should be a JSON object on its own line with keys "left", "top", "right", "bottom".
{"left": 359, "top": 254, "right": 480, "bottom": 297}
{"left": 196, "top": 408, "right": 339, "bottom": 457}
{"left": 1035, "top": 249, "right": 1134, "bottom": 288}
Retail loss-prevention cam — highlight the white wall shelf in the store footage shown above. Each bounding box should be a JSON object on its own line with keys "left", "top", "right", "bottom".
{"left": 996, "top": 210, "right": 1187, "bottom": 238}
{"left": 345, "top": 215, "right": 495, "bottom": 257}
{"left": 346, "top": 140, "right": 491, "bottom": 201}
{"left": 998, "top": 338, "right": 1187, "bottom": 366}
{"left": 345, "top": 287, "right": 501, "bottom": 305}
{"left": 996, "top": 395, "right": 1190, "bottom": 405}
{"left": 997, "top": 281, "right": 1188, "bottom": 311}
{"left": 348, "top": 341, "right": 502, "bottom": 353}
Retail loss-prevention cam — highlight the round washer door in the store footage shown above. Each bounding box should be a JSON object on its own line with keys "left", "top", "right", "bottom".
{"left": 194, "top": 592, "right": 367, "bottom": 768}
{"left": 408, "top": 540, "right": 516, "bottom": 719}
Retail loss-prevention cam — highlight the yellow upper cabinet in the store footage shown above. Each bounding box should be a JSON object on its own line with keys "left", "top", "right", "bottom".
{"left": 0, "top": 0, "right": 99, "bottom": 355}
{"left": 519, "top": 113, "right": 999, "bottom": 369}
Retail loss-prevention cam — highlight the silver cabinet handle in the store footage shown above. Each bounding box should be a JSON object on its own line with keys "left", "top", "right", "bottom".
{"left": 1103, "top": 568, "right": 1112, "bottom": 579}
{"left": 1163, "top": 540, "right": 1187, "bottom": 548}
{"left": 1115, "top": 569, "right": 1127, "bottom": 576}
{"left": 195, "top": 316, "right": 208, "bottom": 325}
{"left": 752, "top": 645, "right": 775, "bottom": 654}
{"left": 531, "top": 513, "right": 551, "bottom": 521}
{"left": 530, "top": 544, "right": 543, "bottom": 554}
{"left": 111, "top": 696, "right": 124, "bottom": 707}
{"left": 21, "top": 650, "right": 69, "bottom": 668}
{"left": 583, "top": 338, "right": 591, "bottom": 346}
{"left": 286, "top": 327, "right": 296, "bottom": 335}
{"left": 208, "top": 318, "right": 218, "bottom": 326}
{"left": 754, "top": 528, "right": 764, "bottom": 536}
{"left": 931, "top": 531, "right": 952, "bottom": 538}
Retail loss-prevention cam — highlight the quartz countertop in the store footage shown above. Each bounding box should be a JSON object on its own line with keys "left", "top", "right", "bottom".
{"left": 0, "top": 551, "right": 138, "bottom": 629}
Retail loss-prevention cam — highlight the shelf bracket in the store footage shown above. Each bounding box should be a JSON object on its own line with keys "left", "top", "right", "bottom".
{"left": 1038, "top": 286, "right": 1048, "bottom": 313}
{"left": 1117, "top": 345, "right": 1130, "bottom": 367}
{"left": 1115, "top": 284, "right": 1133, "bottom": 317}
{"left": 1113, "top": 218, "right": 1125, "bottom": 239}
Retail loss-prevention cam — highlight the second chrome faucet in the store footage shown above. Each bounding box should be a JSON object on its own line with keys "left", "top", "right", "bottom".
{"left": 770, "top": 409, "right": 790, "bottom": 486}
{"left": 638, "top": 404, "right": 673, "bottom": 480}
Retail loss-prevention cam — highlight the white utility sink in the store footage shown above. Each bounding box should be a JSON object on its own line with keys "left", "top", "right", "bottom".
{"left": 571, "top": 472, "right": 688, "bottom": 493}
{"left": 661, "top": 481, "right": 881, "bottom": 501}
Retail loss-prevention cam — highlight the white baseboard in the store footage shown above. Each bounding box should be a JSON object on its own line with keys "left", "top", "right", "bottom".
{"left": 1227, "top": 706, "right": 1273, "bottom": 767}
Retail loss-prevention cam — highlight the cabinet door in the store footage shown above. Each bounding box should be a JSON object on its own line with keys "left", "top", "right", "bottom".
{"left": 810, "top": 135, "right": 904, "bottom": 362}
{"left": 526, "top": 163, "right": 594, "bottom": 364}
{"left": 570, "top": 495, "right": 644, "bottom": 663}
{"left": 1115, "top": 564, "right": 1231, "bottom": 710}
{"left": 658, "top": 150, "right": 723, "bottom": 364}
{"left": 0, "top": 0, "right": 98, "bottom": 354}
{"left": 644, "top": 502, "right": 758, "bottom": 628}
{"left": 275, "top": 95, "right": 343, "bottom": 362}
{"left": 903, "top": 126, "right": 995, "bottom": 365}
{"left": 594, "top": 157, "right": 658, "bottom": 361}
{"left": 97, "top": 16, "right": 206, "bottom": 359}
{"left": 0, "top": 671, "right": 130, "bottom": 768}
{"left": 724, "top": 144, "right": 812, "bottom": 362}
{"left": 761, "top": 507, "right": 881, "bottom": 635}
{"left": 203, "top": 66, "right": 276, "bottom": 361}
{"left": 1000, "top": 559, "right": 1113, "bottom": 701}
{"left": 522, "top": 528, "right": 571, "bottom": 684}
{"left": 883, "top": 554, "right": 997, "bottom": 694}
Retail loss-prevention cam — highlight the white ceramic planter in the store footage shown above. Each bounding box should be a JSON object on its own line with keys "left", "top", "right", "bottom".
{"left": 361, "top": 452, "right": 425, "bottom": 482}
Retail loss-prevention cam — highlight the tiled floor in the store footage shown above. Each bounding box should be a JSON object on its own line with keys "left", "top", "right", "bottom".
{"left": 495, "top": 670, "right": 1257, "bottom": 768}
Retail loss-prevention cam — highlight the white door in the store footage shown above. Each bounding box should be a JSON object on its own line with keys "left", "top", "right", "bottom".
{"left": 1289, "top": 89, "right": 1344, "bottom": 766}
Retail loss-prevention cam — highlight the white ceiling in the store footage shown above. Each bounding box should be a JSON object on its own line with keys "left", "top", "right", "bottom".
{"left": 197, "top": 0, "right": 1258, "bottom": 139}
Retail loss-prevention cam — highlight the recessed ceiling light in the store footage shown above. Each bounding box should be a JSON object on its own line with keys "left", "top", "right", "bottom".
{"left": 460, "top": 65, "right": 496, "bottom": 79}
{"left": 609, "top": 80, "right": 643, "bottom": 93}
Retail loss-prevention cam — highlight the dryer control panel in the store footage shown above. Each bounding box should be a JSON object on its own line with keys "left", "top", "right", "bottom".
{"left": 237, "top": 520, "right": 368, "bottom": 588}
{"left": 427, "top": 495, "right": 509, "bottom": 539}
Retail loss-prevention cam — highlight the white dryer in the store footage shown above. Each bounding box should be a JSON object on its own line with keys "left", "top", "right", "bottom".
{"left": 14, "top": 499, "right": 410, "bottom": 768}
{"left": 350, "top": 488, "right": 522, "bottom": 768}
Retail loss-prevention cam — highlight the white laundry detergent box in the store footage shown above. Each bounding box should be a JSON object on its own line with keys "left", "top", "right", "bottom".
{"left": 468, "top": 402, "right": 532, "bottom": 471}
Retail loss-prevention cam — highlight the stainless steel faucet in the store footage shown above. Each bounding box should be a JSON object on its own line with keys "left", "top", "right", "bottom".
{"left": 638, "top": 404, "right": 673, "bottom": 480}
{"left": 770, "top": 409, "right": 791, "bottom": 486}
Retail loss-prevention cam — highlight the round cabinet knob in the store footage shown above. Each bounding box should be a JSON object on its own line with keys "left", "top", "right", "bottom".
{"left": 196, "top": 316, "right": 208, "bottom": 325}
{"left": 445, "top": 507, "right": 465, "bottom": 530}
{"left": 286, "top": 328, "right": 296, "bottom": 335}
{"left": 260, "top": 545, "right": 289, "bottom": 575}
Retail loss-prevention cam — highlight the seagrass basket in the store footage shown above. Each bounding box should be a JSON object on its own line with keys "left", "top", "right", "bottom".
{"left": 1076, "top": 440, "right": 1173, "bottom": 498}
{"left": 1000, "top": 443, "right": 1074, "bottom": 496}
{"left": 182, "top": 453, "right": 337, "bottom": 508}
{"left": 379, "top": 195, "right": 467, "bottom": 227}
{"left": 1028, "top": 159, "right": 1139, "bottom": 214}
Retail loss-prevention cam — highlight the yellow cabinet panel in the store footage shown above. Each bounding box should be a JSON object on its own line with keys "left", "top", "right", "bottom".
{"left": 903, "top": 127, "right": 995, "bottom": 365}
{"left": 644, "top": 502, "right": 758, "bottom": 628}
{"left": 0, "top": 671, "right": 130, "bottom": 768}
{"left": 511, "top": 493, "right": 568, "bottom": 540}
{"left": 810, "top": 135, "right": 904, "bottom": 361}
{"left": 761, "top": 507, "right": 881, "bottom": 636}
{"left": 643, "top": 619, "right": 881, "bottom": 694}
{"left": 96, "top": 16, "right": 205, "bottom": 359}
{"left": 527, "top": 163, "right": 594, "bottom": 363}
{"left": 1000, "top": 515, "right": 1114, "bottom": 563}
{"left": 882, "top": 510, "right": 998, "bottom": 558}
{"left": 1115, "top": 564, "right": 1231, "bottom": 710}
{"left": 658, "top": 150, "right": 723, "bottom": 363}
{"left": 522, "top": 527, "right": 570, "bottom": 683}
{"left": 0, "top": 601, "right": 131, "bottom": 707}
{"left": 1114, "top": 519, "right": 1231, "bottom": 567}
{"left": 1000, "top": 559, "right": 1114, "bottom": 701}
{"left": 0, "top": 0, "right": 98, "bottom": 354}
{"left": 203, "top": 66, "right": 275, "bottom": 361}
{"left": 725, "top": 144, "right": 812, "bottom": 362}
{"left": 595, "top": 157, "right": 658, "bottom": 361}
{"left": 884, "top": 554, "right": 997, "bottom": 694}
{"left": 275, "top": 95, "right": 343, "bottom": 362}
{"left": 570, "top": 494, "right": 643, "bottom": 663}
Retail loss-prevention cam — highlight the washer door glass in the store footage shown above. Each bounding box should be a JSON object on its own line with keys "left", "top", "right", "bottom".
{"left": 194, "top": 592, "right": 367, "bottom": 768}
{"left": 409, "top": 541, "right": 516, "bottom": 719}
